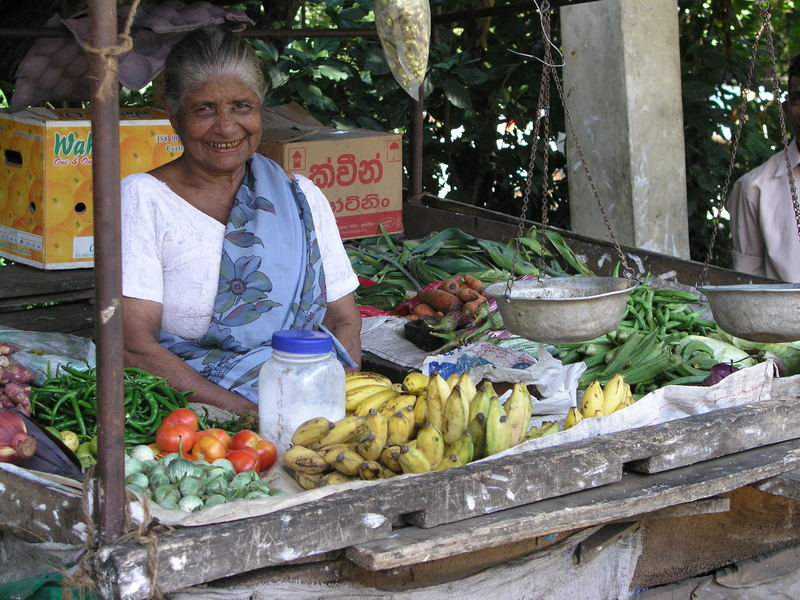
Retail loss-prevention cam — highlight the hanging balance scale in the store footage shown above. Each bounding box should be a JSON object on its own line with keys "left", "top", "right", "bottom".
{"left": 484, "top": 4, "right": 637, "bottom": 344}
{"left": 698, "top": 1, "right": 800, "bottom": 344}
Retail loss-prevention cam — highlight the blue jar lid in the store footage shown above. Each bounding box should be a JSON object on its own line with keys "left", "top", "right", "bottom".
{"left": 272, "top": 330, "right": 333, "bottom": 354}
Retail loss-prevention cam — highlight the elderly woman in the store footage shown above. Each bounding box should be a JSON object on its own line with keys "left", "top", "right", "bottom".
{"left": 121, "top": 27, "right": 362, "bottom": 415}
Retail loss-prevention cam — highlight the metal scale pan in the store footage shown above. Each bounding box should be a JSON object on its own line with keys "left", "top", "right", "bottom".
{"left": 699, "top": 283, "right": 800, "bottom": 343}
{"left": 485, "top": 277, "right": 637, "bottom": 344}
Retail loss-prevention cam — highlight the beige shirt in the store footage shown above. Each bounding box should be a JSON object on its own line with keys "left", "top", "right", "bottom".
{"left": 728, "top": 140, "right": 800, "bottom": 282}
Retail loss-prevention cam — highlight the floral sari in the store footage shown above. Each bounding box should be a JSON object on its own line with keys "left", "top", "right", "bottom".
{"left": 158, "top": 154, "right": 355, "bottom": 403}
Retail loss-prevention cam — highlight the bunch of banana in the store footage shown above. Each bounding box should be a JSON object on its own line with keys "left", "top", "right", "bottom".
{"left": 564, "top": 373, "right": 634, "bottom": 429}
{"left": 287, "top": 371, "right": 556, "bottom": 490}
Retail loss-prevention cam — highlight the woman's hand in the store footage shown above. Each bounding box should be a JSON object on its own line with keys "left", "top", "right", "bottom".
{"left": 122, "top": 296, "right": 256, "bottom": 415}
{"left": 322, "top": 293, "right": 362, "bottom": 369}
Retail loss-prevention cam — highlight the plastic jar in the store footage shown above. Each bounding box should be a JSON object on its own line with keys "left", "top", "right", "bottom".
{"left": 258, "top": 330, "right": 345, "bottom": 455}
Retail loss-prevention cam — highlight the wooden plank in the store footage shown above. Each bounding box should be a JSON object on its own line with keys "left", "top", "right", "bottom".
{"left": 0, "top": 300, "right": 95, "bottom": 336}
{"left": 0, "top": 288, "right": 94, "bottom": 310}
{"left": 751, "top": 467, "right": 800, "bottom": 502}
{"left": 573, "top": 521, "right": 640, "bottom": 565}
{"left": 632, "top": 486, "right": 800, "bottom": 588}
{"left": 0, "top": 467, "right": 84, "bottom": 544}
{"left": 0, "top": 263, "right": 94, "bottom": 298}
{"left": 345, "top": 440, "right": 800, "bottom": 570}
{"left": 625, "top": 397, "right": 800, "bottom": 473}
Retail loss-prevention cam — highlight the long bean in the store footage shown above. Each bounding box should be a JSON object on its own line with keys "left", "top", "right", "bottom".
{"left": 29, "top": 366, "right": 192, "bottom": 445}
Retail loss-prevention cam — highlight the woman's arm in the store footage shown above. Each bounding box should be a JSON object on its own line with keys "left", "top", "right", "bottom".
{"left": 322, "top": 293, "right": 362, "bottom": 373}
{"left": 122, "top": 296, "right": 257, "bottom": 415}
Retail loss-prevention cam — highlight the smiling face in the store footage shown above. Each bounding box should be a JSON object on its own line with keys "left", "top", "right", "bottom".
{"left": 171, "top": 74, "right": 262, "bottom": 178}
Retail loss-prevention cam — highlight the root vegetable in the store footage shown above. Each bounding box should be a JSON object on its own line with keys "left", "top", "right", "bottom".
{"left": 3, "top": 382, "right": 32, "bottom": 416}
{"left": 439, "top": 277, "right": 462, "bottom": 295}
{"left": 412, "top": 302, "right": 438, "bottom": 317}
{"left": 462, "top": 274, "right": 486, "bottom": 294}
{"left": 0, "top": 359, "right": 34, "bottom": 384}
{"left": 455, "top": 285, "right": 481, "bottom": 303}
{"left": 416, "top": 288, "right": 462, "bottom": 313}
{"left": 0, "top": 343, "right": 19, "bottom": 356}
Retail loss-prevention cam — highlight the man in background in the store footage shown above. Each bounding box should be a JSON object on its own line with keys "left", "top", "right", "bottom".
{"left": 728, "top": 52, "right": 800, "bottom": 282}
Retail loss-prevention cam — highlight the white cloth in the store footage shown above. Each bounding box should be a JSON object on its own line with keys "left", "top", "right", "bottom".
{"left": 121, "top": 168, "right": 358, "bottom": 340}
{"left": 728, "top": 140, "right": 800, "bottom": 282}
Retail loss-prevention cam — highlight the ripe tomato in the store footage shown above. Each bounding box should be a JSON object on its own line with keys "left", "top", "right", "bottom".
{"left": 226, "top": 447, "right": 260, "bottom": 473}
{"left": 191, "top": 435, "right": 227, "bottom": 461}
{"left": 161, "top": 408, "right": 199, "bottom": 431}
{"left": 197, "top": 428, "right": 232, "bottom": 450}
{"left": 230, "top": 429, "right": 263, "bottom": 451}
{"left": 155, "top": 422, "right": 197, "bottom": 453}
{"left": 254, "top": 439, "right": 277, "bottom": 471}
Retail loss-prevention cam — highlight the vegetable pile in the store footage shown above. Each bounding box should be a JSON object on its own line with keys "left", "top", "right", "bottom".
{"left": 0, "top": 407, "right": 37, "bottom": 465}
{"left": 124, "top": 444, "right": 282, "bottom": 513}
{"left": 0, "top": 343, "right": 35, "bottom": 415}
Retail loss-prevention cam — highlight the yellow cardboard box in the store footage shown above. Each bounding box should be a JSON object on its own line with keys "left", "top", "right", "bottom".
{"left": 257, "top": 103, "right": 403, "bottom": 241}
{"left": 0, "top": 107, "right": 181, "bottom": 269}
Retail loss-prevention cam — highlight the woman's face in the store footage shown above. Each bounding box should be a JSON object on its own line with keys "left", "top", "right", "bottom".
{"left": 172, "top": 74, "right": 262, "bottom": 176}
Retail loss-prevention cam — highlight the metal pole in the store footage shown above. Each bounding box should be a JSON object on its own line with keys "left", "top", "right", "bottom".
{"left": 88, "top": 0, "right": 126, "bottom": 544}
{"left": 409, "top": 82, "right": 424, "bottom": 199}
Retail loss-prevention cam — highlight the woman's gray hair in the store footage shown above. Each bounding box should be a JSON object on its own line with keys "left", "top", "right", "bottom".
{"left": 163, "top": 27, "right": 267, "bottom": 113}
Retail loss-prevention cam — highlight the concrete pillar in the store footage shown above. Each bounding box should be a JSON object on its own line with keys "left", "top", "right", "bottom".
{"left": 560, "top": 0, "right": 690, "bottom": 259}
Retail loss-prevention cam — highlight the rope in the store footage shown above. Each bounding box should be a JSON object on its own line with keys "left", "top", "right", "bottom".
{"left": 80, "top": 0, "right": 141, "bottom": 101}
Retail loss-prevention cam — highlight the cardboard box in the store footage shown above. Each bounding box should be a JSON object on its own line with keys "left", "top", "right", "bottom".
{"left": 258, "top": 103, "right": 403, "bottom": 240}
{"left": 0, "top": 107, "right": 181, "bottom": 269}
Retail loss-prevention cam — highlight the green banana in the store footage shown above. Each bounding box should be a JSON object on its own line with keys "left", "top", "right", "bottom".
{"left": 443, "top": 384, "right": 469, "bottom": 445}
{"left": 469, "top": 382, "right": 492, "bottom": 423}
{"left": 397, "top": 446, "right": 432, "bottom": 474}
{"left": 416, "top": 421, "right": 445, "bottom": 468}
{"left": 468, "top": 413, "right": 487, "bottom": 459}
{"left": 444, "top": 430, "right": 474, "bottom": 465}
{"left": 484, "top": 397, "right": 513, "bottom": 456}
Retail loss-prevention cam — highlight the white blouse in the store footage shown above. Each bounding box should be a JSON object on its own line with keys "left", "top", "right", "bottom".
{"left": 121, "top": 170, "right": 358, "bottom": 340}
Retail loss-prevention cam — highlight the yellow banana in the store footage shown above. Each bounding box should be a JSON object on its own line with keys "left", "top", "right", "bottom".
{"left": 356, "top": 409, "right": 388, "bottom": 461}
{"left": 317, "top": 442, "right": 357, "bottom": 461}
{"left": 397, "top": 446, "right": 432, "bottom": 474}
{"left": 290, "top": 416, "right": 335, "bottom": 447}
{"left": 380, "top": 465, "right": 399, "bottom": 478}
{"left": 602, "top": 374, "right": 626, "bottom": 415}
{"left": 386, "top": 410, "right": 414, "bottom": 446}
{"left": 327, "top": 448, "right": 365, "bottom": 476}
{"left": 346, "top": 383, "right": 396, "bottom": 412}
{"left": 378, "top": 393, "right": 417, "bottom": 420}
{"left": 503, "top": 381, "right": 532, "bottom": 445}
{"left": 413, "top": 393, "right": 429, "bottom": 429}
{"left": 484, "top": 397, "right": 513, "bottom": 457}
{"left": 318, "top": 415, "right": 367, "bottom": 446}
{"left": 379, "top": 445, "right": 403, "bottom": 472}
{"left": 468, "top": 413, "right": 487, "bottom": 459}
{"left": 446, "top": 372, "right": 460, "bottom": 391}
{"left": 445, "top": 430, "right": 474, "bottom": 465}
{"left": 416, "top": 421, "right": 445, "bottom": 468}
{"left": 345, "top": 371, "right": 393, "bottom": 390}
{"left": 358, "top": 460, "right": 383, "bottom": 480}
{"left": 424, "top": 372, "right": 450, "bottom": 432}
{"left": 294, "top": 470, "right": 324, "bottom": 490}
{"left": 402, "top": 371, "right": 430, "bottom": 394}
{"left": 283, "top": 445, "right": 329, "bottom": 474}
{"left": 468, "top": 383, "right": 491, "bottom": 423}
{"left": 443, "top": 385, "right": 469, "bottom": 446}
{"left": 353, "top": 387, "right": 401, "bottom": 416}
{"left": 580, "top": 380, "right": 604, "bottom": 419}
{"left": 317, "top": 471, "right": 357, "bottom": 487}
{"left": 457, "top": 372, "right": 478, "bottom": 405}
{"left": 615, "top": 383, "right": 634, "bottom": 412}
{"left": 524, "top": 420, "right": 561, "bottom": 440}
{"left": 564, "top": 407, "right": 584, "bottom": 429}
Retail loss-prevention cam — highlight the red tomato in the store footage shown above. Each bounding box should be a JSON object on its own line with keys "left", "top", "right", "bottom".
{"left": 254, "top": 439, "right": 277, "bottom": 471}
{"left": 230, "top": 429, "right": 263, "bottom": 451}
{"left": 197, "top": 428, "right": 232, "bottom": 450}
{"left": 226, "top": 447, "right": 260, "bottom": 473}
{"left": 155, "top": 422, "right": 197, "bottom": 453}
{"left": 191, "top": 435, "right": 227, "bottom": 461}
{"left": 161, "top": 408, "right": 199, "bottom": 431}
